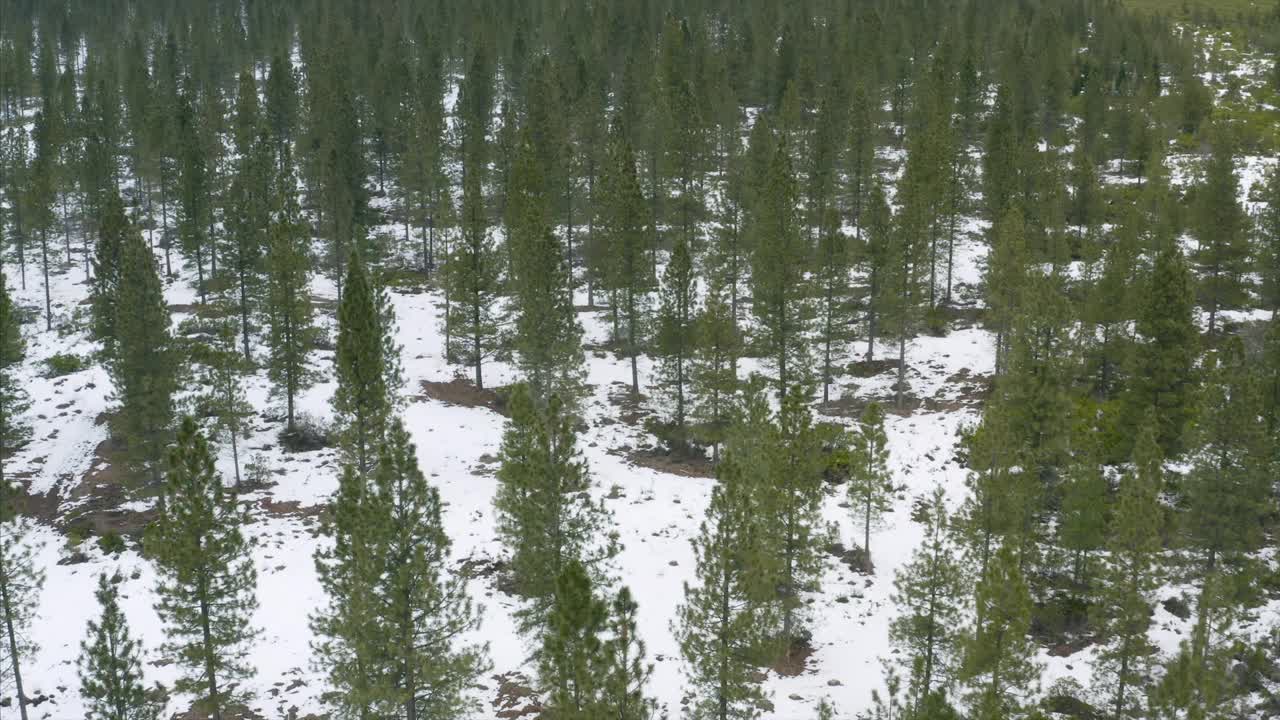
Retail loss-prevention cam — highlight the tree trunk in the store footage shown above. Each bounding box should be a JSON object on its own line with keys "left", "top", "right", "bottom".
{"left": 0, "top": 563, "right": 31, "bottom": 720}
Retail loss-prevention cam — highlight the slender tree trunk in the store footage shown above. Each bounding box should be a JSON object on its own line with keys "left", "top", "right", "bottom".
{"left": 40, "top": 229, "right": 52, "bottom": 331}
{"left": 199, "top": 579, "right": 222, "bottom": 720}
{"left": 897, "top": 335, "right": 907, "bottom": 410}
{"left": 0, "top": 564, "right": 31, "bottom": 720}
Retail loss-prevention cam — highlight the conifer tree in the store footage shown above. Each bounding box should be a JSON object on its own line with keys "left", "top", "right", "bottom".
{"left": 312, "top": 463, "right": 382, "bottom": 720}
{"left": 598, "top": 586, "right": 656, "bottom": 720}
{"left": 1092, "top": 416, "right": 1164, "bottom": 720}
{"left": 493, "top": 385, "right": 616, "bottom": 638}
{"left": 1183, "top": 340, "right": 1269, "bottom": 575}
{"left": 371, "top": 419, "right": 488, "bottom": 720}
{"left": 655, "top": 235, "right": 697, "bottom": 445}
{"left": 861, "top": 182, "right": 893, "bottom": 361}
{"left": 508, "top": 132, "right": 585, "bottom": 405}
{"left": 78, "top": 572, "right": 156, "bottom": 720}
{"left": 676, "top": 448, "right": 775, "bottom": 720}
{"left": 0, "top": 448, "right": 41, "bottom": 717}
{"left": 176, "top": 92, "right": 211, "bottom": 302}
{"left": 540, "top": 561, "right": 607, "bottom": 720}
{"left": 845, "top": 402, "right": 893, "bottom": 565}
{"left": 880, "top": 180, "right": 929, "bottom": 409}
{"left": 197, "top": 320, "right": 254, "bottom": 489}
{"left": 90, "top": 191, "right": 129, "bottom": 352}
{"left": 223, "top": 124, "right": 273, "bottom": 361}
{"left": 28, "top": 102, "right": 57, "bottom": 331}
{"left": 600, "top": 134, "right": 652, "bottom": 399}
{"left": 1192, "top": 129, "right": 1249, "bottom": 336}
{"left": 846, "top": 82, "right": 877, "bottom": 239}
{"left": 110, "top": 219, "right": 177, "bottom": 489}
{"left": 1125, "top": 244, "right": 1197, "bottom": 457}
{"left": 150, "top": 418, "right": 258, "bottom": 720}
{"left": 264, "top": 164, "right": 314, "bottom": 432}
{"left": 985, "top": 208, "right": 1029, "bottom": 374}
{"left": 443, "top": 166, "right": 501, "bottom": 389}
{"left": 815, "top": 213, "right": 852, "bottom": 404}
{"left": 333, "top": 251, "right": 393, "bottom": 476}
{"left": 690, "top": 282, "right": 741, "bottom": 461}
{"left": 889, "top": 488, "right": 964, "bottom": 711}
{"left": 960, "top": 544, "right": 1040, "bottom": 720}
{"left": 1057, "top": 438, "right": 1107, "bottom": 593}
{"left": 1148, "top": 572, "right": 1245, "bottom": 720}
{"left": 748, "top": 139, "right": 811, "bottom": 400}
{"left": 1259, "top": 166, "right": 1280, "bottom": 316}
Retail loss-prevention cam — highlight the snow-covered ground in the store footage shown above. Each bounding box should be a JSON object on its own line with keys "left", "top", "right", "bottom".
{"left": 13, "top": 50, "right": 1280, "bottom": 720}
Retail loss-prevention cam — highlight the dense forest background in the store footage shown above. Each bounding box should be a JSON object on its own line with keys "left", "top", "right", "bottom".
{"left": 1, "top": 0, "right": 1280, "bottom": 718}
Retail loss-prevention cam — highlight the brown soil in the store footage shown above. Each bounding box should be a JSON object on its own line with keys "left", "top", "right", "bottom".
{"left": 491, "top": 672, "right": 543, "bottom": 719}
{"left": 419, "top": 378, "right": 507, "bottom": 414}
{"left": 624, "top": 446, "right": 715, "bottom": 478}
{"left": 846, "top": 358, "right": 901, "bottom": 378}
{"left": 257, "top": 498, "right": 324, "bottom": 520}
{"left": 606, "top": 382, "right": 650, "bottom": 426}
{"left": 770, "top": 637, "right": 817, "bottom": 677}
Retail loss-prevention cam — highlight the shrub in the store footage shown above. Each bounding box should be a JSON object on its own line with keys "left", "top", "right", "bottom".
{"left": 45, "top": 352, "right": 87, "bottom": 377}
{"left": 280, "top": 412, "right": 330, "bottom": 452}
{"left": 97, "top": 531, "right": 126, "bottom": 555}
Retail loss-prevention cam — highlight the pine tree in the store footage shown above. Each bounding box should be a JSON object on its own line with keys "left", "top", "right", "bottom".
{"left": 1259, "top": 166, "right": 1280, "bottom": 317}
{"left": 880, "top": 176, "right": 929, "bottom": 410}
{"left": 370, "top": 419, "right": 489, "bottom": 720}
{"left": 889, "top": 488, "right": 965, "bottom": 711}
{"left": 196, "top": 319, "right": 254, "bottom": 489}
{"left": 150, "top": 418, "right": 258, "bottom": 720}
{"left": 442, "top": 165, "right": 501, "bottom": 389}
{"left": 0, "top": 272, "right": 30, "bottom": 468}
{"left": 508, "top": 132, "right": 586, "bottom": 406}
{"left": 0, "top": 458, "right": 42, "bottom": 717}
{"left": 222, "top": 123, "right": 273, "bottom": 361}
{"left": 1092, "top": 416, "right": 1164, "bottom": 720}
{"left": 91, "top": 191, "right": 129, "bottom": 352}
{"left": 333, "top": 251, "right": 393, "bottom": 476}
{"left": 176, "top": 91, "right": 211, "bottom": 302}
{"left": 312, "top": 463, "right": 383, "bottom": 720}
{"left": 493, "top": 385, "right": 617, "bottom": 638}
{"left": 1192, "top": 128, "right": 1249, "bottom": 335}
{"left": 847, "top": 82, "right": 877, "bottom": 239}
{"left": 748, "top": 139, "right": 811, "bottom": 401}
{"left": 960, "top": 544, "right": 1040, "bottom": 720}
{"left": 690, "top": 281, "right": 741, "bottom": 461}
{"left": 1183, "top": 340, "right": 1269, "bottom": 576}
{"left": 110, "top": 220, "right": 177, "bottom": 489}
{"left": 78, "top": 572, "right": 157, "bottom": 720}
{"left": 861, "top": 182, "right": 893, "bottom": 361}
{"left": 1124, "top": 244, "right": 1198, "bottom": 457}
{"left": 28, "top": 101, "right": 57, "bottom": 331}
{"left": 1057, "top": 439, "right": 1107, "bottom": 594}
{"left": 844, "top": 402, "right": 893, "bottom": 564}
{"left": 985, "top": 208, "right": 1029, "bottom": 375}
{"left": 598, "top": 587, "right": 656, "bottom": 720}
{"left": 655, "top": 235, "right": 697, "bottom": 446}
{"left": 600, "top": 134, "right": 653, "bottom": 399}
{"left": 540, "top": 561, "right": 607, "bottom": 720}
{"left": 676, "top": 448, "right": 775, "bottom": 720}
{"left": 739, "top": 385, "right": 829, "bottom": 654}
{"left": 1148, "top": 571, "right": 1245, "bottom": 720}
{"left": 262, "top": 163, "right": 314, "bottom": 432}
{"left": 815, "top": 214, "right": 852, "bottom": 404}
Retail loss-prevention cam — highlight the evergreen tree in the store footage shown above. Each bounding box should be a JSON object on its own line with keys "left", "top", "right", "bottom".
{"left": 861, "top": 183, "right": 893, "bottom": 361}
{"left": 655, "top": 235, "right": 697, "bottom": 446}
{"left": 960, "top": 544, "right": 1040, "bottom": 720}
{"left": 264, "top": 164, "right": 315, "bottom": 432}
{"left": 0, "top": 399, "right": 41, "bottom": 720}
{"left": 222, "top": 124, "right": 273, "bottom": 361}
{"left": 508, "top": 133, "right": 586, "bottom": 405}
{"left": 150, "top": 418, "right": 258, "bottom": 720}
{"left": 1125, "top": 244, "right": 1198, "bottom": 457}
{"left": 1057, "top": 438, "right": 1107, "bottom": 594}
{"left": 600, "top": 134, "right": 653, "bottom": 399}
{"left": 312, "top": 463, "right": 382, "bottom": 720}
{"left": 442, "top": 166, "right": 501, "bottom": 389}
{"left": 493, "top": 385, "right": 617, "bottom": 638}
{"left": 815, "top": 214, "right": 853, "bottom": 404}
{"left": 846, "top": 82, "right": 877, "bottom": 239}
{"left": 110, "top": 220, "right": 177, "bottom": 489}
{"left": 196, "top": 320, "right": 254, "bottom": 489}
{"left": 28, "top": 102, "right": 57, "bottom": 331}
{"left": 598, "top": 586, "right": 656, "bottom": 720}
{"left": 370, "top": 419, "right": 489, "bottom": 720}
{"left": 880, "top": 174, "right": 929, "bottom": 409}
{"left": 90, "top": 191, "right": 129, "bottom": 352}
{"left": 844, "top": 402, "right": 893, "bottom": 564}
{"left": 748, "top": 139, "right": 811, "bottom": 401}
{"left": 1259, "top": 166, "right": 1280, "bottom": 316}
{"left": 889, "top": 488, "right": 964, "bottom": 712}
{"left": 333, "top": 251, "right": 394, "bottom": 476}
{"left": 176, "top": 91, "right": 212, "bottom": 301}
{"left": 540, "top": 561, "right": 607, "bottom": 720}
{"left": 676, "top": 448, "right": 775, "bottom": 720}
{"left": 1191, "top": 129, "right": 1249, "bottom": 335}
{"left": 78, "top": 572, "right": 157, "bottom": 720}
{"left": 690, "top": 281, "right": 741, "bottom": 461}
{"left": 1092, "top": 416, "right": 1164, "bottom": 720}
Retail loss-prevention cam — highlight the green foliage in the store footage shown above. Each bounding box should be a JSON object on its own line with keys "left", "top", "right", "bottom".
{"left": 842, "top": 402, "right": 893, "bottom": 563}
{"left": 263, "top": 165, "right": 315, "bottom": 430}
{"left": 333, "top": 250, "right": 395, "bottom": 476}
{"left": 961, "top": 544, "right": 1041, "bottom": 720}
{"left": 494, "top": 385, "right": 617, "bottom": 639}
{"left": 78, "top": 572, "right": 157, "bottom": 720}
{"left": 655, "top": 235, "right": 697, "bottom": 443}
{"left": 43, "top": 352, "right": 86, "bottom": 377}
{"left": 150, "top": 418, "right": 258, "bottom": 715}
